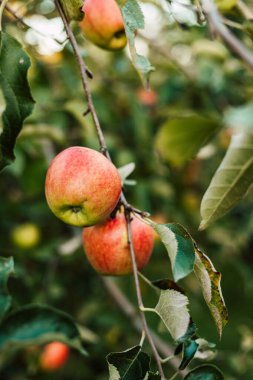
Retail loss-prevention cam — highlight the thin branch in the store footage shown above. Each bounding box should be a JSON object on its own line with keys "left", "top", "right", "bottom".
{"left": 202, "top": 0, "right": 253, "bottom": 70}
{"left": 125, "top": 210, "right": 166, "bottom": 380}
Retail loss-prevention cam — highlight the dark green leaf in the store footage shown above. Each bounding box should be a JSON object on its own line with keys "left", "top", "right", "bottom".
{"left": 179, "top": 340, "right": 199, "bottom": 370}
{"left": 184, "top": 364, "right": 224, "bottom": 379}
{"left": 0, "top": 304, "right": 86, "bottom": 354}
{"left": 0, "top": 32, "right": 35, "bottom": 171}
{"left": 0, "top": 257, "right": 14, "bottom": 321}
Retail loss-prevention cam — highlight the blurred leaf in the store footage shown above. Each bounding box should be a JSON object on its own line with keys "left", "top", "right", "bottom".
{"left": 151, "top": 223, "right": 195, "bottom": 281}
{"left": 225, "top": 102, "right": 253, "bottom": 133}
{"left": 200, "top": 133, "right": 253, "bottom": 229}
{"left": 0, "top": 257, "right": 14, "bottom": 321}
{"left": 0, "top": 304, "right": 87, "bottom": 354}
{"left": 155, "top": 115, "right": 221, "bottom": 166}
{"left": 155, "top": 289, "right": 190, "bottom": 341}
{"left": 184, "top": 364, "right": 224, "bottom": 379}
{"left": 194, "top": 245, "right": 228, "bottom": 338}
{"left": 179, "top": 339, "right": 199, "bottom": 370}
{"left": 118, "top": 162, "right": 135, "bottom": 183}
{"left": 59, "top": 0, "right": 83, "bottom": 21}
{"left": 0, "top": 32, "right": 35, "bottom": 171}
{"left": 107, "top": 345, "right": 150, "bottom": 380}
{"left": 116, "top": 0, "right": 154, "bottom": 84}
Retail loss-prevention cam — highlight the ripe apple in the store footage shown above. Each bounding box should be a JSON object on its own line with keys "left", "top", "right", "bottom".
{"left": 82, "top": 213, "right": 154, "bottom": 275}
{"left": 80, "top": 0, "right": 127, "bottom": 51}
{"left": 45, "top": 146, "right": 122, "bottom": 227}
{"left": 11, "top": 223, "right": 41, "bottom": 249}
{"left": 40, "top": 342, "right": 69, "bottom": 371}
{"left": 137, "top": 88, "right": 158, "bottom": 107}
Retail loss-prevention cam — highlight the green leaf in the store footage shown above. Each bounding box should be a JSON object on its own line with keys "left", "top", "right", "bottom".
{"left": 225, "top": 102, "right": 253, "bottom": 134}
{"left": 107, "top": 345, "right": 150, "bottom": 380}
{"left": 194, "top": 245, "right": 228, "bottom": 338}
{"left": 0, "top": 32, "right": 35, "bottom": 171}
{"left": 200, "top": 132, "right": 253, "bottom": 229}
{"left": 155, "top": 115, "right": 221, "bottom": 166}
{"left": 184, "top": 364, "right": 224, "bottom": 379}
{"left": 0, "top": 257, "right": 14, "bottom": 321}
{"left": 116, "top": 0, "right": 154, "bottom": 84}
{"left": 179, "top": 339, "right": 199, "bottom": 370}
{"left": 0, "top": 304, "right": 87, "bottom": 354}
{"left": 151, "top": 223, "right": 195, "bottom": 282}
{"left": 155, "top": 289, "right": 190, "bottom": 341}
{"left": 59, "top": 0, "right": 84, "bottom": 21}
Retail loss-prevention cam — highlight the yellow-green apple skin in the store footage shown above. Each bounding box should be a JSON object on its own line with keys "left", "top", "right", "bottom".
{"left": 80, "top": 0, "right": 127, "bottom": 51}
{"left": 82, "top": 213, "right": 154, "bottom": 275}
{"left": 11, "top": 223, "right": 41, "bottom": 249}
{"left": 45, "top": 147, "right": 122, "bottom": 227}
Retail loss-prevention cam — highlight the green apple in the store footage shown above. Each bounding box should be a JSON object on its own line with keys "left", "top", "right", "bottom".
{"left": 11, "top": 223, "right": 41, "bottom": 249}
{"left": 45, "top": 146, "right": 122, "bottom": 227}
{"left": 80, "top": 0, "right": 127, "bottom": 51}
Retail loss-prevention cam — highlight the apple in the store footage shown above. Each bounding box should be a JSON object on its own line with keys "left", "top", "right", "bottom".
{"left": 11, "top": 223, "right": 41, "bottom": 249}
{"left": 82, "top": 212, "right": 154, "bottom": 275}
{"left": 40, "top": 342, "right": 69, "bottom": 371}
{"left": 137, "top": 88, "right": 158, "bottom": 107}
{"left": 45, "top": 146, "right": 122, "bottom": 227}
{"left": 80, "top": 0, "right": 127, "bottom": 51}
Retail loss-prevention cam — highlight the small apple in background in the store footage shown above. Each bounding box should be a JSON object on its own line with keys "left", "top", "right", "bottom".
{"left": 137, "top": 88, "right": 158, "bottom": 107}
{"left": 45, "top": 146, "right": 122, "bottom": 227}
{"left": 11, "top": 223, "right": 41, "bottom": 249}
{"left": 40, "top": 342, "right": 69, "bottom": 371}
{"left": 82, "top": 212, "right": 154, "bottom": 275}
{"left": 80, "top": 0, "right": 127, "bottom": 51}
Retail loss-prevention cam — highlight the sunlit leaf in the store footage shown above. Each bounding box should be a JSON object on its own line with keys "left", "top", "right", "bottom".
{"left": 200, "top": 132, "right": 253, "bottom": 230}
{"left": 184, "top": 364, "right": 224, "bottom": 379}
{"left": 155, "top": 115, "right": 221, "bottom": 166}
{"left": 151, "top": 223, "right": 195, "bottom": 281}
{"left": 0, "top": 32, "right": 35, "bottom": 171}
{"left": 0, "top": 304, "right": 87, "bottom": 354}
{"left": 0, "top": 257, "right": 14, "bottom": 321}
{"left": 194, "top": 245, "right": 228, "bottom": 338}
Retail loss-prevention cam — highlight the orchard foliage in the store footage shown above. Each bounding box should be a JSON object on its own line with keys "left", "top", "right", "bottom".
{"left": 0, "top": 0, "right": 253, "bottom": 379}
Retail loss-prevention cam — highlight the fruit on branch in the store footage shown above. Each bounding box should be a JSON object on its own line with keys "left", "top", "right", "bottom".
{"left": 45, "top": 147, "right": 122, "bottom": 227}
{"left": 82, "top": 212, "right": 154, "bottom": 275}
{"left": 80, "top": 0, "right": 127, "bottom": 51}
{"left": 137, "top": 88, "right": 158, "bottom": 107}
{"left": 59, "top": 0, "right": 84, "bottom": 21}
{"left": 11, "top": 223, "right": 41, "bottom": 249}
{"left": 40, "top": 342, "right": 69, "bottom": 371}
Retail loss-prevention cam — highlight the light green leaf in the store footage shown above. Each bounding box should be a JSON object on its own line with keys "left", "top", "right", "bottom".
{"left": 0, "top": 32, "right": 35, "bottom": 171}
{"left": 225, "top": 102, "right": 253, "bottom": 134}
{"left": 107, "top": 345, "right": 150, "bottom": 380}
{"left": 116, "top": 0, "right": 154, "bottom": 84}
{"left": 184, "top": 364, "right": 224, "bottom": 379}
{"left": 155, "top": 115, "right": 221, "bottom": 166}
{"left": 200, "top": 132, "right": 253, "bottom": 230}
{"left": 151, "top": 223, "right": 195, "bottom": 281}
{"left": 155, "top": 289, "right": 190, "bottom": 341}
{"left": 194, "top": 245, "right": 228, "bottom": 338}
{"left": 59, "top": 0, "right": 84, "bottom": 21}
{"left": 0, "top": 304, "right": 87, "bottom": 354}
{"left": 0, "top": 257, "right": 14, "bottom": 321}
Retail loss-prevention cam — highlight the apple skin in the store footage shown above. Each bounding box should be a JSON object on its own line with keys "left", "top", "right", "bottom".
{"left": 40, "top": 342, "right": 69, "bottom": 371}
{"left": 11, "top": 223, "right": 41, "bottom": 249}
{"left": 137, "top": 88, "right": 158, "bottom": 107}
{"left": 82, "top": 213, "right": 154, "bottom": 275}
{"left": 45, "top": 147, "right": 122, "bottom": 227}
{"left": 80, "top": 0, "right": 127, "bottom": 51}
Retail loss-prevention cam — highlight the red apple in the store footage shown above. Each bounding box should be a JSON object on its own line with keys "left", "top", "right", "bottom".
{"left": 45, "top": 147, "right": 122, "bottom": 227}
{"left": 82, "top": 212, "right": 154, "bottom": 275}
{"left": 137, "top": 88, "right": 158, "bottom": 107}
{"left": 40, "top": 342, "right": 69, "bottom": 371}
{"left": 80, "top": 0, "right": 127, "bottom": 51}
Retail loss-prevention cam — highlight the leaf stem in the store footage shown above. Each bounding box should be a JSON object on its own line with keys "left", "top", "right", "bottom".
{"left": 0, "top": 0, "right": 8, "bottom": 31}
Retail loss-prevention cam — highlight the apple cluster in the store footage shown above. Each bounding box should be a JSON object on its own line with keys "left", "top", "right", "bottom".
{"left": 45, "top": 147, "right": 154, "bottom": 276}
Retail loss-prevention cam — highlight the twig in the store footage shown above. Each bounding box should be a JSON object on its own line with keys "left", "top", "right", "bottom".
{"left": 237, "top": 0, "right": 253, "bottom": 20}
{"left": 201, "top": 0, "right": 253, "bottom": 70}
{"left": 125, "top": 210, "right": 166, "bottom": 380}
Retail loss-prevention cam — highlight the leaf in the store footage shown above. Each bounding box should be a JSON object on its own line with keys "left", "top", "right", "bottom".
{"left": 184, "top": 364, "right": 224, "bottom": 379}
{"left": 179, "top": 339, "right": 199, "bottom": 370}
{"left": 194, "top": 245, "right": 228, "bottom": 338}
{"left": 0, "top": 304, "right": 87, "bottom": 354}
{"left": 155, "top": 289, "right": 190, "bottom": 341}
{"left": 107, "top": 345, "right": 150, "bottom": 380}
{"left": 224, "top": 102, "right": 253, "bottom": 134}
{"left": 118, "top": 162, "right": 136, "bottom": 183}
{"left": 116, "top": 0, "right": 154, "bottom": 84}
{"left": 155, "top": 115, "right": 221, "bottom": 166}
{"left": 0, "top": 32, "right": 35, "bottom": 171}
{"left": 151, "top": 223, "right": 195, "bottom": 282}
{"left": 0, "top": 257, "right": 14, "bottom": 321}
{"left": 59, "top": 0, "right": 84, "bottom": 21}
{"left": 200, "top": 132, "right": 253, "bottom": 229}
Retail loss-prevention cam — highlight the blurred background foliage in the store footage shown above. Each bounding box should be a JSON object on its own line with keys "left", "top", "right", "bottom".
{"left": 0, "top": 0, "right": 253, "bottom": 379}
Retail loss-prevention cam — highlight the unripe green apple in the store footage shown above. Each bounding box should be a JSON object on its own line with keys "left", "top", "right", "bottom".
{"left": 80, "top": 0, "right": 127, "bottom": 51}
{"left": 11, "top": 223, "right": 41, "bottom": 249}
{"left": 82, "top": 213, "right": 154, "bottom": 275}
{"left": 40, "top": 342, "right": 69, "bottom": 371}
{"left": 45, "top": 147, "right": 122, "bottom": 227}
